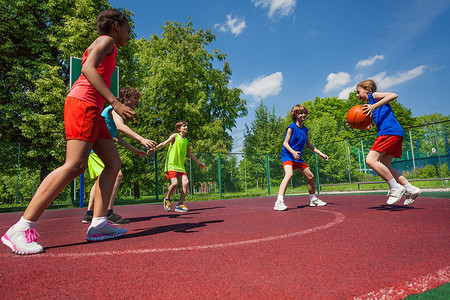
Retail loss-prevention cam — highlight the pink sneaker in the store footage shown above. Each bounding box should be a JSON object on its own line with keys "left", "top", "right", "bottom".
{"left": 1, "top": 226, "right": 44, "bottom": 255}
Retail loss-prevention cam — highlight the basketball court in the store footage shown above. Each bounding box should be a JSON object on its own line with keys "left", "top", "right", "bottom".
{"left": 1, "top": 195, "right": 448, "bottom": 299}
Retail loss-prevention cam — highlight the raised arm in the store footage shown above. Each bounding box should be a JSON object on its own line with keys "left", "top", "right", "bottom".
{"left": 363, "top": 92, "right": 398, "bottom": 116}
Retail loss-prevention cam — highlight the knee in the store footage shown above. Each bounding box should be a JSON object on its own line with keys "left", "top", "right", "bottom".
{"left": 65, "top": 161, "right": 87, "bottom": 178}
{"left": 306, "top": 173, "right": 315, "bottom": 181}
{"left": 283, "top": 172, "right": 293, "bottom": 180}
{"left": 366, "top": 158, "right": 375, "bottom": 168}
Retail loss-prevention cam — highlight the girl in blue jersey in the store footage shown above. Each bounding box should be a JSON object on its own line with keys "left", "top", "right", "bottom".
{"left": 357, "top": 79, "right": 421, "bottom": 205}
{"left": 274, "top": 104, "right": 329, "bottom": 211}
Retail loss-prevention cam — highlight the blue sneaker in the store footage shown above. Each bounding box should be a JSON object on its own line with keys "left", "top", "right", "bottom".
{"left": 86, "top": 222, "right": 127, "bottom": 242}
{"left": 175, "top": 204, "right": 189, "bottom": 212}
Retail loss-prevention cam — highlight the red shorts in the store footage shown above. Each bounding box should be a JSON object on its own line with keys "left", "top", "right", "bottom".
{"left": 371, "top": 135, "right": 403, "bottom": 158}
{"left": 64, "top": 96, "right": 111, "bottom": 143}
{"left": 166, "top": 171, "right": 187, "bottom": 179}
{"left": 283, "top": 160, "right": 308, "bottom": 170}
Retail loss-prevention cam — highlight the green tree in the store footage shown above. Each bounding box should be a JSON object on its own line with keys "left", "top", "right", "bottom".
{"left": 243, "top": 101, "right": 286, "bottom": 155}
{"left": 1, "top": 0, "right": 115, "bottom": 179}
{"left": 133, "top": 19, "right": 247, "bottom": 153}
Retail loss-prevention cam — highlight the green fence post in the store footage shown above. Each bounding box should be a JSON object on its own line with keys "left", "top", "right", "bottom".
{"left": 189, "top": 156, "right": 193, "bottom": 198}
{"left": 314, "top": 153, "right": 320, "bottom": 194}
{"left": 70, "top": 180, "right": 75, "bottom": 206}
{"left": 155, "top": 151, "right": 159, "bottom": 202}
{"left": 345, "top": 140, "right": 352, "bottom": 190}
{"left": 15, "top": 143, "right": 20, "bottom": 206}
{"left": 218, "top": 152, "right": 222, "bottom": 199}
{"left": 266, "top": 154, "right": 271, "bottom": 196}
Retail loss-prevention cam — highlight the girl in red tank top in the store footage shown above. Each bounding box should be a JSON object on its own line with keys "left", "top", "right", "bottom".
{"left": 1, "top": 9, "right": 139, "bottom": 255}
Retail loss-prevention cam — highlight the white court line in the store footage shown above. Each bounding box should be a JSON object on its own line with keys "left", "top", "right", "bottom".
{"left": 354, "top": 266, "right": 450, "bottom": 300}
{"left": 15, "top": 209, "right": 345, "bottom": 258}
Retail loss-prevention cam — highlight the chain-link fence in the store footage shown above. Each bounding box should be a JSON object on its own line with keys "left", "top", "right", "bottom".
{"left": 1, "top": 121, "right": 449, "bottom": 210}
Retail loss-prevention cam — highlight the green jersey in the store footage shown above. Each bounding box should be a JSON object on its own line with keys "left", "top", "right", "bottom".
{"left": 164, "top": 133, "right": 188, "bottom": 172}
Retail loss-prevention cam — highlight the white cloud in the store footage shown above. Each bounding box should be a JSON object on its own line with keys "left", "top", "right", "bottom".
{"left": 372, "top": 66, "right": 427, "bottom": 90}
{"left": 214, "top": 14, "right": 247, "bottom": 36}
{"left": 240, "top": 72, "right": 283, "bottom": 100}
{"left": 324, "top": 72, "right": 351, "bottom": 93}
{"left": 252, "top": 0, "right": 296, "bottom": 19}
{"left": 336, "top": 65, "right": 427, "bottom": 99}
{"left": 356, "top": 55, "right": 385, "bottom": 69}
{"left": 338, "top": 86, "right": 356, "bottom": 100}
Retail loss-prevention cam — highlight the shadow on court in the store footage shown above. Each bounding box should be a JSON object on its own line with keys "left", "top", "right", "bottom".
{"left": 43, "top": 219, "right": 224, "bottom": 251}
{"left": 366, "top": 204, "right": 424, "bottom": 211}
{"left": 126, "top": 206, "right": 225, "bottom": 223}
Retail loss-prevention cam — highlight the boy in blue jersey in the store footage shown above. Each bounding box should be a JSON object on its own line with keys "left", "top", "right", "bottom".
{"left": 357, "top": 79, "right": 421, "bottom": 205}
{"left": 274, "top": 104, "right": 329, "bottom": 211}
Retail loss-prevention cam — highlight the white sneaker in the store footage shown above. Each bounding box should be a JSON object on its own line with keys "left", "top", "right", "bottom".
{"left": 86, "top": 222, "right": 127, "bottom": 242}
{"left": 310, "top": 198, "right": 327, "bottom": 207}
{"left": 404, "top": 187, "right": 422, "bottom": 206}
{"left": 1, "top": 226, "right": 44, "bottom": 255}
{"left": 274, "top": 201, "right": 288, "bottom": 211}
{"left": 386, "top": 186, "right": 405, "bottom": 205}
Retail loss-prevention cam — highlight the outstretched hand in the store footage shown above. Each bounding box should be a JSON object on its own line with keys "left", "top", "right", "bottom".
{"left": 140, "top": 138, "right": 157, "bottom": 150}
{"left": 114, "top": 103, "right": 138, "bottom": 123}
{"left": 133, "top": 149, "right": 147, "bottom": 158}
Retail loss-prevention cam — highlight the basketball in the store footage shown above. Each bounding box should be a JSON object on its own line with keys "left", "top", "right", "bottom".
{"left": 347, "top": 105, "right": 373, "bottom": 129}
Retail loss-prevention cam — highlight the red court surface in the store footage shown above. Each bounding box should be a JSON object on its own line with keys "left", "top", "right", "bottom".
{"left": 1, "top": 195, "right": 449, "bottom": 299}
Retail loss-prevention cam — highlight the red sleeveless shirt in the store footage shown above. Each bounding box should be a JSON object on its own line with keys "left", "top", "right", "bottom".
{"left": 68, "top": 41, "right": 116, "bottom": 111}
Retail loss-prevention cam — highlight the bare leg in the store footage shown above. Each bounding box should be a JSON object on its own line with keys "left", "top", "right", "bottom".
{"left": 87, "top": 183, "right": 96, "bottom": 211}
{"left": 278, "top": 165, "right": 293, "bottom": 197}
{"left": 366, "top": 150, "right": 395, "bottom": 182}
{"left": 91, "top": 139, "right": 121, "bottom": 218}
{"left": 166, "top": 177, "right": 178, "bottom": 200}
{"left": 108, "top": 170, "right": 123, "bottom": 210}
{"left": 300, "top": 167, "right": 316, "bottom": 195}
{"left": 24, "top": 140, "right": 92, "bottom": 221}
{"left": 380, "top": 155, "right": 409, "bottom": 185}
{"left": 178, "top": 175, "right": 189, "bottom": 205}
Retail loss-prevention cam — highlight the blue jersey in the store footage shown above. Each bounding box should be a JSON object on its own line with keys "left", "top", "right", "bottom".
{"left": 281, "top": 123, "right": 308, "bottom": 163}
{"left": 101, "top": 105, "right": 119, "bottom": 138}
{"left": 369, "top": 93, "right": 403, "bottom": 137}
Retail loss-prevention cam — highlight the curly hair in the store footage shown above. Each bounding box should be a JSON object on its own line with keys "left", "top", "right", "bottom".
{"left": 97, "top": 9, "right": 129, "bottom": 35}
{"left": 118, "top": 86, "right": 140, "bottom": 104}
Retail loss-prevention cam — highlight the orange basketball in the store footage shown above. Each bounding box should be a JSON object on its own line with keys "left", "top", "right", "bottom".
{"left": 347, "top": 105, "right": 373, "bottom": 129}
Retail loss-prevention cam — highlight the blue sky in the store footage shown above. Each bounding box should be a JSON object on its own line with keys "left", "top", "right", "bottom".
{"left": 109, "top": 0, "right": 450, "bottom": 151}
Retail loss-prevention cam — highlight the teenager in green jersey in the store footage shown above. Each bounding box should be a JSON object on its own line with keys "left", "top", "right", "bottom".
{"left": 150, "top": 121, "right": 205, "bottom": 212}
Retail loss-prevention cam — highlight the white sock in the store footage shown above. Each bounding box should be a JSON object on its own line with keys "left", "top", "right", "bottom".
{"left": 403, "top": 182, "right": 414, "bottom": 192}
{"left": 90, "top": 217, "right": 107, "bottom": 228}
{"left": 387, "top": 179, "right": 401, "bottom": 190}
{"left": 14, "top": 216, "right": 36, "bottom": 231}
{"left": 277, "top": 196, "right": 284, "bottom": 202}
{"left": 309, "top": 194, "right": 317, "bottom": 201}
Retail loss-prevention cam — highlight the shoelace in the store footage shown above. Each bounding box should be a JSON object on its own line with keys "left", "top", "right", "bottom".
{"left": 23, "top": 228, "right": 40, "bottom": 243}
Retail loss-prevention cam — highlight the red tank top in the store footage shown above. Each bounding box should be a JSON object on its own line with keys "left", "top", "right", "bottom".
{"left": 68, "top": 40, "right": 117, "bottom": 111}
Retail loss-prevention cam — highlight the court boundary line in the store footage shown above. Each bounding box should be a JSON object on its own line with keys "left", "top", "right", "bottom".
{"left": 354, "top": 266, "right": 450, "bottom": 300}
{"left": 13, "top": 209, "right": 345, "bottom": 258}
